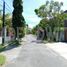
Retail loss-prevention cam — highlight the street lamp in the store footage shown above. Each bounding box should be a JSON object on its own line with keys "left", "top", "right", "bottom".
{"left": 2, "top": 0, "right": 5, "bottom": 45}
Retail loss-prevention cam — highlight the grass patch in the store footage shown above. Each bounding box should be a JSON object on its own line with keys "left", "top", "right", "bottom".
{"left": 0, "top": 55, "right": 6, "bottom": 66}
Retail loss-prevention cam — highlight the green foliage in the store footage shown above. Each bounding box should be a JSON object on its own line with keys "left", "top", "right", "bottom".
{"left": 0, "top": 11, "right": 2, "bottom": 31}
{"left": 5, "top": 14, "right": 12, "bottom": 27}
{"left": 12, "top": 0, "right": 25, "bottom": 39}
{"left": 35, "top": 0, "right": 63, "bottom": 18}
{"left": 12, "top": 0, "right": 25, "bottom": 28}
{"left": 34, "top": 0, "right": 64, "bottom": 30}
{"left": 39, "top": 18, "right": 49, "bottom": 29}
{"left": 19, "top": 27, "right": 25, "bottom": 38}
{"left": 0, "top": 55, "right": 6, "bottom": 66}
{"left": 0, "top": 20, "right": 2, "bottom": 31}
{"left": 32, "top": 29, "right": 36, "bottom": 35}
{"left": 32, "top": 25, "right": 38, "bottom": 34}
{"left": 34, "top": 0, "right": 65, "bottom": 42}
{"left": 0, "top": 13, "right": 12, "bottom": 33}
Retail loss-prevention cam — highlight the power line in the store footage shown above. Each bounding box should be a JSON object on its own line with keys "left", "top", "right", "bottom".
{"left": 0, "top": 0, "right": 13, "bottom": 44}
{"left": 0, "top": 0, "right": 13, "bottom": 13}
{"left": 0, "top": 4, "right": 12, "bottom": 13}
{"left": 0, "top": 0, "right": 3, "bottom": 3}
{"left": 5, "top": 2, "right": 13, "bottom": 12}
{"left": 0, "top": 5, "right": 12, "bottom": 13}
{"left": 0, "top": 4, "right": 2, "bottom": 7}
{"left": 0, "top": 0, "right": 3, "bottom": 7}
{"left": 5, "top": 5, "right": 12, "bottom": 13}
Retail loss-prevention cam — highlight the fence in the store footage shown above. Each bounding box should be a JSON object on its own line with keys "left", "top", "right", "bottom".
{"left": 37, "top": 26, "right": 65, "bottom": 42}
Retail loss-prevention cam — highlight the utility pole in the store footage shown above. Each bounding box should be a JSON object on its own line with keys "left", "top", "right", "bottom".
{"left": 2, "top": 0, "right": 5, "bottom": 45}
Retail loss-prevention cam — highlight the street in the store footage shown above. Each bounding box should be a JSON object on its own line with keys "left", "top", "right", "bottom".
{"left": 5, "top": 35, "right": 67, "bottom": 67}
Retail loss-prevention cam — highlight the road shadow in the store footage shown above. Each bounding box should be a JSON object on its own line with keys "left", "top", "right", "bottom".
{"left": 0, "top": 44, "right": 20, "bottom": 52}
{"left": 31, "top": 40, "right": 47, "bottom": 44}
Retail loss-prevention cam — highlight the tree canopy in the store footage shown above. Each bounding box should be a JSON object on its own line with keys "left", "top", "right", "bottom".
{"left": 33, "top": 0, "right": 67, "bottom": 41}
{"left": 12, "top": 0, "right": 26, "bottom": 39}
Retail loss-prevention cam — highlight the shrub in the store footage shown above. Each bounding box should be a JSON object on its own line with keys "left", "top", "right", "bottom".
{"left": 19, "top": 29, "right": 25, "bottom": 38}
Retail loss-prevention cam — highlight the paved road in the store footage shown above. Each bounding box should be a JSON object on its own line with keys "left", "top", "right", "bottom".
{"left": 6, "top": 35, "right": 67, "bottom": 67}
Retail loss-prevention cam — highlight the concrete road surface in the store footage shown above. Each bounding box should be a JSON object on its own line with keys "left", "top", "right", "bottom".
{"left": 5, "top": 35, "right": 67, "bottom": 67}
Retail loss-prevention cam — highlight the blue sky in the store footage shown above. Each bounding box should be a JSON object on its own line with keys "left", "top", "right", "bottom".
{"left": 0, "top": 0, "right": 67, "bottom": 28}
{"left": 0, "top": 0, "right": 13, "bottom": 13}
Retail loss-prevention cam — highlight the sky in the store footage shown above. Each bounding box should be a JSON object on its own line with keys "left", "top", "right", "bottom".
{"left": 0, "top": 0, "right": 67, "bottom": 28}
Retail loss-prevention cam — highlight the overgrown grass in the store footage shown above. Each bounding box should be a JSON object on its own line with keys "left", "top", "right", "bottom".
{"left": 0, "top": 55, "right": 6, "bottom": 66}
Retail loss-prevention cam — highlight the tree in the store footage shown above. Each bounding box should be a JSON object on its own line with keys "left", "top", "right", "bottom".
{"left": 34, "top": 0, "right": 64, "bottom": 41}
{"left": 32, "top": 25, "right": 38, "bottom": 35}
{"left": 12, "top": 0, "right": 25, "bottom": 40}
{"left": 0, "top": 10, "right": 2, "bottom": 36}
{"left": 5, "top": 14, "right": 12, "bottom": 27}
{"left": 35, "top": 0, "right": 63, "bottom": 18}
